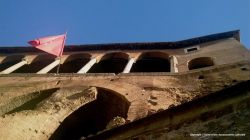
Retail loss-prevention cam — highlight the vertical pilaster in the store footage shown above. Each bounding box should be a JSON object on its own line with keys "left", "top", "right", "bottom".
{"left": 77, "top": 58, "right": 97, "bottom": 74}
{"left": 37, "top": 59, "right": 60, "bottom": 74}
{"left": 0, "top": 59, "right": 28, "bottom": 74}
{"left": 122, "top": 58, "right": 135, "bottom": 73}
{"left": 170, "top": 56, "right": 178, "bottom": 73}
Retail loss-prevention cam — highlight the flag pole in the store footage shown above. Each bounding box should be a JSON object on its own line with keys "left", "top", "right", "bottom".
{"left": 56, "top": 32, "right": 67, "bottom": 74}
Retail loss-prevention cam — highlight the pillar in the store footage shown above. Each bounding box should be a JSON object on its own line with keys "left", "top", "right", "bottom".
{"left": 77, "top": 58, "right": 97, "bottom": 74}
{"left": 122, "top": 58, "right": 135, "bottom": 73}
{"left": 0, "top": 59, "right": 28, "bottom": 74}
{"left": 170, "top": 56, "right": 178, "bottom": 73}
{"left": 37, "top": 59, "right": 60, "bottom": 74}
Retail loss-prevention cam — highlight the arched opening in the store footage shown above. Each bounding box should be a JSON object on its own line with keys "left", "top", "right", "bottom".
{"left": 88, "top": 52, "right": 129, "bottom": 74}
{"left": 13, "top": 55, "right": 56, "bottom": 73}
{"left": 49, "top": 87, "right": 130, "bottom": 140}
{"left": 50, "top": 53, "right": 91, "bottom": 73}
{"left": 188, "top": 57, "right": 214, "bottom": 70}
{"left": 0, "top": 55, "right": 25, "bottom": 72}
{"left": 131, "top": 52, "right": 170, "bottom": 72}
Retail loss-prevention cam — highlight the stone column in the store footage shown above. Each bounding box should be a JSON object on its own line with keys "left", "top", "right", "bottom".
{"left": 170, "top": 56, "right": 178, "bottom": 73}
{"left": 77, "top": 58, "right": 97, "bottom": 74}
{"left": 37, "top": 59, "right": 60, "bottom": 74}
{"left": 122, "top": 58, "right": 135, "bottom": 73}
{"left": 0, "top": 59, "right": 28, "bottom": 74}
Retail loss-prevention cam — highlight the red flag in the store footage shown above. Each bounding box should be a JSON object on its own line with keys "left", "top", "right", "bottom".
{"left": 28, "top": 34, "right": 66, "bottom": 57}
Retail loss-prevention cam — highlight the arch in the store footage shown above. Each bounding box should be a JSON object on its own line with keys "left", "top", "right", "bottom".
{"left": 50, "top": 53, "right": 92, "bottom": 73}
{"left": 188, "top": 57, "right": 214, "bottom": 70}
{"left": 88, "top": 52, "right": 129, "bottom": 74}
{"left": 0, "top": 54, "right": 25, "bottom": 72}
{"left": 13, "top": 55, "right": 56, "bottom": 73}
{"left": 131, "top": 52, "right": 170, "bottom": 72}
{"left": 49, "top": 87, "right": 130, "bottom": 140}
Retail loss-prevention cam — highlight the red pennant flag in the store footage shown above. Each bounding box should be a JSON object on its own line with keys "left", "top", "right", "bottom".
{"left": 28, "top": 34, "right": 66, "bottom": 57}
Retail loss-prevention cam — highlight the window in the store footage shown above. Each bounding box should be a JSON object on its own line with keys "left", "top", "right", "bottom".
{"left": 14, "top": 55, "right": 56, "bottom": 73}
{"left": 88, "top": 52, "right": 129, "bottom": 74}
{"left": 131, "top": 52, "right": 170, "bottom": 72}
{"left": 188, "top": 57, "right": 214, "bottom": 70}
{"left": 49, "top": 53, "right": 91, "bottom": 73}
{"left": 0, "top": 55, "right": 25, "bottom": 72}
{"left": 184, "top": 46, "right": 200, "bottom": 53}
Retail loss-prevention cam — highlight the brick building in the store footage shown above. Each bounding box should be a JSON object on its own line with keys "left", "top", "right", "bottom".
{"left": 0, "top": 30, "right": 250, "bottom": 140}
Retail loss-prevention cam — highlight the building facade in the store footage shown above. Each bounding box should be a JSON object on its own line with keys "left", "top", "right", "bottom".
{"left": 0, "top": 30, "right": 250, "bottom": 140}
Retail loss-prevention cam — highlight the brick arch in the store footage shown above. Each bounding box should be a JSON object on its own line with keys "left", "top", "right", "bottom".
{"left": 131, "top": 51, "right": 170, "bottom": 72}
{"left": 14, "top": 54, "right": 56, "bottom": 73}
{"left": 188, "top": 57, "right": 214, "bottom": 70}
{"left": 100, "top": 52, "right": 129, "bottom": 61}
{"left": 88, "top": 52, "right": 129, "bottom": 74}
{"left": 49, "top": 87, "right": 130, "bottom": 140}
{"left": 0, "top": 54, "right": 26, "bottom": 72}
{"left": 50, "top": 53, "right": 92, "bottom": 73}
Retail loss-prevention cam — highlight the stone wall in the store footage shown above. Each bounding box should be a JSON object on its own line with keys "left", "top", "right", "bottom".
{"left": 0, "top": 60, "right": 249, "bottom": 139}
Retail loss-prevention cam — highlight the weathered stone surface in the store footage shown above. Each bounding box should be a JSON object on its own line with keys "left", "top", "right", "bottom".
{"left": 0, "top": 31, "right": 250, "bottom": 139}
{"left": 0, "top": 61, "right": 249, "bottom": 140}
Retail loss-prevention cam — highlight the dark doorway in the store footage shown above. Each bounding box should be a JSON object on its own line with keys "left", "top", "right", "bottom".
{"left": 49, "top": 88, "right": 130, "bottom": 140}
{"left": 131, "top": 52, "right": 170, "bottom": 72}
{"left": 88, "top": 52, "right": 129, "bottom": 74}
